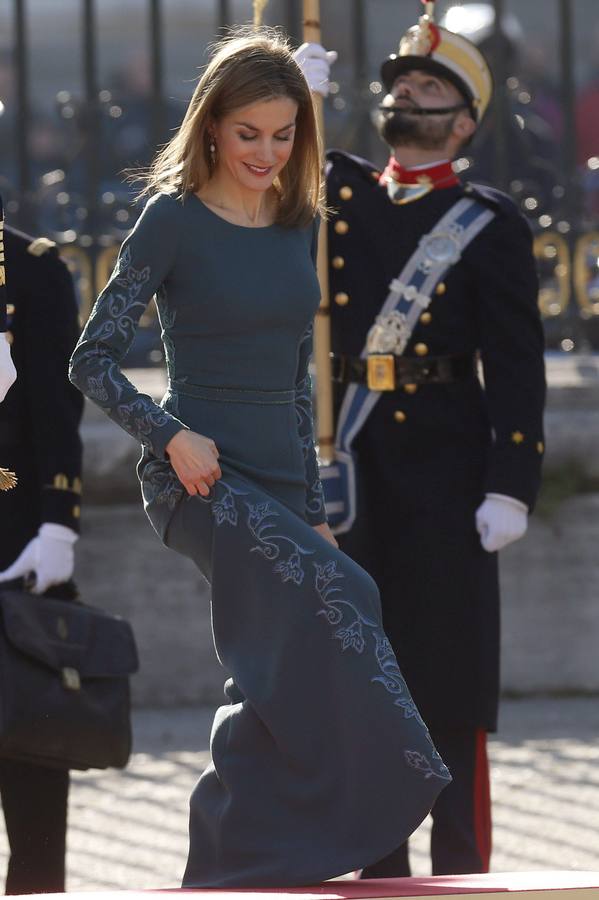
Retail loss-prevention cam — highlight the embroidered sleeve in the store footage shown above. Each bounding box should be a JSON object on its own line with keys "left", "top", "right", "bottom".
{"left": 69, "top": 193, "right": 186, "bottom": 460}
{"left": 295, "top": 322, "right": 326, "bottom": 526}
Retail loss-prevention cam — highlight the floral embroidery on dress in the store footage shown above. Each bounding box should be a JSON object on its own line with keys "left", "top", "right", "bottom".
{"left": 306, "top": 478, "right": 325, "bottom": 517}
{"left": 295, "top": 325, "right": 325, "bottom": 522}
{"left": 211, "top": 483, "right": 314, "bottom": 585}
{"left": 245, "top": 498, "right": 313, "bottom": 584}
{"left": 86, "top": 372, "right": 109, "bottom": 403}
{"left": 142, "top": 459, "right": 185, "bottom": 510}
{"left": 206, "top": 479, "right": 450, "bottom": 781}
{"left": 335, "top": 620, "right": 366, "bottom": 653}
{"left": 155, "top": 286, "right": 177, "bottom": 376}
{"left": 373, "top": 633, "right": 422, "bottom": 717}
{"left": 274, "top": 549, "right": 305, "bottom": 585}
{"left": 314, "top": 559, "right": 390, "bottom": 664}
{"left": 405, "top": 746, "right": 451, "bottom": 780}
{"left": 246, "top": 502, "right": 278, "bottom": 556}
{"left": 70, "top": 229, "right": 183, "bottom": 457}
{"left": 211, "top": 482, "right": 249, "bottom": 527}
{"left": 311, "top": 556, "right": 449, "bottom": 779}
{"left": 117, "top": 399, "right": 172, "bottom": 447}
{"left": 86, "top": 246, "right": 151, "bottom": 346}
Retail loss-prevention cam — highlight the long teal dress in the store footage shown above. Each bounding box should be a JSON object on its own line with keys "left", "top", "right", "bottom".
{"left": 69, "top": 192, "right": 451, "bottom": 888}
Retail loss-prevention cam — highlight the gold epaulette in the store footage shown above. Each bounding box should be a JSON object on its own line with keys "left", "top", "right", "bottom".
{"left": 27, "top": 237, "right": 57, "bottom": 257}
{"left": 0, "top": 467, "right": 17, "bottom": 491}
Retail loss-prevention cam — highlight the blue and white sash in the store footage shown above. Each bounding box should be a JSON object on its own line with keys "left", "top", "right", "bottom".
{"left": 321, "top": 197, "right": 496, "bottom": 534}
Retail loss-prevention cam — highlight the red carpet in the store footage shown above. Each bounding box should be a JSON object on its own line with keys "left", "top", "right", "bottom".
{"left": 13, "top": 871, "right": 599, "bottom": 900}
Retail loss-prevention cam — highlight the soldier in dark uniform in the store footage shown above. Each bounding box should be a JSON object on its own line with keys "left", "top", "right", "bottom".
{"left": 0, "top": 223, "right": 83, "bottom": 893}
{"left": 0, "top": 195, "right": 17, "bottom": 403}
{"left": 296, "top": 0, "right": 545, "bottom": 877}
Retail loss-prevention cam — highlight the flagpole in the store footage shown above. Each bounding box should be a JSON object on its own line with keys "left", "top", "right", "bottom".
{"left": 253, "top": 0, "right": 268, "bottom": 26}
{"left": 303, "top": 0, "right": 334, "bottom": 465}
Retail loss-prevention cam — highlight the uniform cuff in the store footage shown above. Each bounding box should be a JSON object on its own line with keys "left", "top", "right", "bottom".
{"left": 485, "top": 492, "right": 528, "bottom": 513}
{"left": 41, "top": 488, "right": 82, "bottom": 533}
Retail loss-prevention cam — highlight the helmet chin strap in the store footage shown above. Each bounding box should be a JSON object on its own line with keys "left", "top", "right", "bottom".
{"left": 378, "top": 102, "right": 468, "bottom": 116}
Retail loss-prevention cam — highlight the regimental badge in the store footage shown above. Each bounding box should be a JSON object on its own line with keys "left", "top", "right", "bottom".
{"left": 367, "top": 310, "right": 411, "bottom": 356}
{"left": 418, "top": 229, "right": 462, "bottom": 273}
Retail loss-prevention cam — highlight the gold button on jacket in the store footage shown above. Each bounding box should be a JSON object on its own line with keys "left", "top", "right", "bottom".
{"left": 334, "top": 292, "right": 350, "bottom": 307}
{"left": 334, "top": 220, "right": 349, "bottom": 235}
{"left": 414, "top": 343, "right": 428, "bottom": 357}
{"left": 393, "top": 410, "right": 407, "bottom": 423}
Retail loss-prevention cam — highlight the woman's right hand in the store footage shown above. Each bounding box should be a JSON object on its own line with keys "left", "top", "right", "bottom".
{"left": 165, "top": 429, "right": 222, "bottom": 497}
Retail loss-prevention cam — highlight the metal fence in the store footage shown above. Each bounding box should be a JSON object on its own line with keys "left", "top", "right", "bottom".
{"left": 1, "top": 0, "right": 599, "bottom": 361}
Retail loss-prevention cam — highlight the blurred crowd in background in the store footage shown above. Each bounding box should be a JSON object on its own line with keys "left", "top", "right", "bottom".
{"left": 1, "top": 0, "right": 599, "bottom": 361}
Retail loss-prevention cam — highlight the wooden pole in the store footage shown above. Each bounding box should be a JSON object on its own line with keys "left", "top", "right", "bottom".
{"left": 303, "top": 0, "right": 335, "bottom": 464}
{"left": 253, "top": 0, "right": 268, "bottom": 26}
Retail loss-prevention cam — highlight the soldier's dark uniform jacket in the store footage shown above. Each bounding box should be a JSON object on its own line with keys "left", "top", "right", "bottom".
{"left": 327, "top": 149, "right": 546, "bottom": 733}
{"left": 0, "top": 227, "right": 83, "bottom": 571}
{"left": 0, "top": 196, "right": 6, "bottom": 331}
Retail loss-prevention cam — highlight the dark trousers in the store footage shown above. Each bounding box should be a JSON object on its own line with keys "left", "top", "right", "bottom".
{"left": 0, "top": 759, "right": 69, "bottom": 894}
{"left": 362, "top": 729, "right": 491, "bottom": 877}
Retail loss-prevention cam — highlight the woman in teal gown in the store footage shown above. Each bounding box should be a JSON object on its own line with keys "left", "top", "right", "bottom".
{"left": 70, "top": 27, "right": 450, "bottom": 888}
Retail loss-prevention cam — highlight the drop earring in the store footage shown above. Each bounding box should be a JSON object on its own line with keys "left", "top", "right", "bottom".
{"left": 209, "top": 135, "right": 216, "bottom": 163}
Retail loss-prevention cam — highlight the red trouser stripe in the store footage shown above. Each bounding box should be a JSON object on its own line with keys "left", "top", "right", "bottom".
{"left": 473, "top": 728, "right": 492, "bottom": 872}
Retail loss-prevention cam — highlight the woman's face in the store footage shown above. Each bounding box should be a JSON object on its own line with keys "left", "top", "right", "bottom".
{"left": 210, "top": 96, "right": 298, "bottom": 192}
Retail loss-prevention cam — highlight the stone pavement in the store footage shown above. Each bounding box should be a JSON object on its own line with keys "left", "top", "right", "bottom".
{"left": 1, "top": 698, "right": 597, "bottom": 891}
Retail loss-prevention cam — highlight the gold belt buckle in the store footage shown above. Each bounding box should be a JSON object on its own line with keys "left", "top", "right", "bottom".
{"left": 367, "top": 354, "right": 396, "bottom": 391}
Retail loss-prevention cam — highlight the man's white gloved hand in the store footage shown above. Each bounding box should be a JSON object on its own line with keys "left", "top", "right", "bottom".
{"left": 293, "top": 42, "right": 338, "bottom": 97}
{"left": 0, "top": 523, "right": 77, "bottom": 594}
{"left": 0, "top": 332, "right": 16, "bottom": 401}
{"left": 475, "top": 493, "right": 528, "bottom": 553}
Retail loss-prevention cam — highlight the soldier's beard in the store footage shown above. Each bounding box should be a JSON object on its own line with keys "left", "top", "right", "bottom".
{"left": 378, "top": 108, "right": 457, "bottom": 151}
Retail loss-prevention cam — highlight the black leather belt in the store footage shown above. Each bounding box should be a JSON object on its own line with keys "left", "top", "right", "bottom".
{"left": 331, "top": 352, "right": 476, "bottom": 389}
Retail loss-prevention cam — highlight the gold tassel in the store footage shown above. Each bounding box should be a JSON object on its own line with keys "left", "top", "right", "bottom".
{"left": 0, "top": 467, "right": 17, "bottom": 491}
{"left": 253, "top": 0, "right": 269, "bottom": 27}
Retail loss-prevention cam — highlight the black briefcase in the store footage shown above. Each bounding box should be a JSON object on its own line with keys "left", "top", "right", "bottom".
{"left": 0, "top": 589, "right": 139, "bottom": 770}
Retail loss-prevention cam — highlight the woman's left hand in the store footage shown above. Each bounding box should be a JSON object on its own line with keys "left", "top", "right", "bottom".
{"left": 313, "top": 521, "right": 338, "bottom": 548}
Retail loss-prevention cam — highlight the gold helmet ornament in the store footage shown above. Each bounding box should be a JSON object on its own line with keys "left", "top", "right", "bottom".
{"left": 380, "top": 0, "right": 493, "bottom": 122}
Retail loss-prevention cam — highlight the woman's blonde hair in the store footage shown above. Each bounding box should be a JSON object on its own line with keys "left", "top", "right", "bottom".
{"left": 139, "top": 26, "right": 324, "bottom": 227}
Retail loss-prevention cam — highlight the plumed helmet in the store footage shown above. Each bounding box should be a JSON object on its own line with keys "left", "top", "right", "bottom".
{"left": 380, "top": 1, "right": 493, "bottom": 122}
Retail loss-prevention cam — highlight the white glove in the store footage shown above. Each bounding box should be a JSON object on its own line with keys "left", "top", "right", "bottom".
{"left": 0, "top": 332, "right": 16, "bottom": 401}
{"left": 293, "top": 42, "right": 338, "bottom": 97}
{"left": 475, "top": 493, "right": 528, "bottom": 553}
{"left": 0, "top": 523, "right": 77, "bottom": 594}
